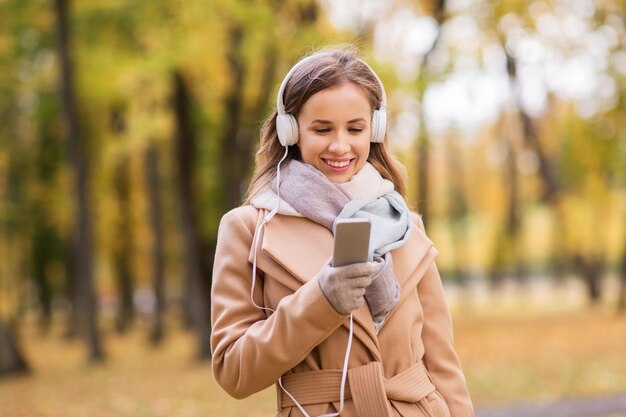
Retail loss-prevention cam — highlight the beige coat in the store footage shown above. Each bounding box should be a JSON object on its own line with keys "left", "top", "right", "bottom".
{"left": 211, "top": 205, "right": 474, "bottom": 417}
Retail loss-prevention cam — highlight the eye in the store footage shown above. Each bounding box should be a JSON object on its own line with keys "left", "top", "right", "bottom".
{"left": 348, "top": 127, "right": 364, "bottom": 134}
{"left": 315, "top": 128, "right": 331, "bottom": 134}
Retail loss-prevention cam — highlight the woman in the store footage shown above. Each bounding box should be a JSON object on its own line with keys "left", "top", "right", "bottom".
{"left": 211, "top": 47, "right": 475, "bottom": 417}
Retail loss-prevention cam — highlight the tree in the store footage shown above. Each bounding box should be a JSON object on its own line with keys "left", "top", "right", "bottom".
{"left": 172, "top": 70, "right": 212, "bottom": 359}
{"left": 0, "top": 152, "right": 31, "bottom": 376}
{"left": 618, "top": 234, "right": 626, "bottom": 312}
{"left": 0, "top": 319, "right": 29, "bottom": 376}
{"left": 143, "top": 143, "right": 166, "bottom": 344}
{"left": 415, "top": 0, "right": 448, "bottom": 229}
{"left": 54, "top": 0, "right": 103, "bottom": 362}
{"left": 112, "top": 156, "right": 135, "bottom": 333}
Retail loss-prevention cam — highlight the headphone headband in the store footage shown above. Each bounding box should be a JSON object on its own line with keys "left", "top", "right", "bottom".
{"left": 275, "top": 52, "right": 388, "bottom": 146}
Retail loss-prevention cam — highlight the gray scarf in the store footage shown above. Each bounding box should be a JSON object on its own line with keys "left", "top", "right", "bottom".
{"left": 272, "top": 160, "right": 412, "bottom": 325}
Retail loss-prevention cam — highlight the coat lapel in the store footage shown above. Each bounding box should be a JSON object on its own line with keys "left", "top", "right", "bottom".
{"left": 390, "top": 224, "right": 438, "bottom": 296}
{"left": 256, "top": 213, "right": 382, "bottom": 360}
{"left": 261, "top": 214, "right": 333, "bottom": 285}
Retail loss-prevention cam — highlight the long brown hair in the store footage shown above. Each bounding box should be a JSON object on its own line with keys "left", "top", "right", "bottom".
{"left": 244, "top": 47, "right": 407, "bottom": 203}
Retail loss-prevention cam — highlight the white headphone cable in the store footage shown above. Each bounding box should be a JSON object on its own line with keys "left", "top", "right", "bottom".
{"left": 250, "top": 145, "right": 353, "bottom": 416}
{"left": 250, "top": 145, "right": 290, "bottom": 313}
{"left": 278, "top": 313, "right": 354, "bottom": 417}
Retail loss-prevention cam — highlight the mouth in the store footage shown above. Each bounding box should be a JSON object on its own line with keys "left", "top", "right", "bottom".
{"left": 321, "top": 158, "right": 355, "bottom": 172}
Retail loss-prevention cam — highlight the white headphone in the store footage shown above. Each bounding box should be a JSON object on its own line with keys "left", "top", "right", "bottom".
{"left": 275, "top": 52, "right": 388, "bottom": 146}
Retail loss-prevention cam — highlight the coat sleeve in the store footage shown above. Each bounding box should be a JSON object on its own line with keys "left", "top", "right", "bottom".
{"left": 210, "top": 207, "right": 347, "bottom": 399}
{"left": 413, "top": 214, "right": 475, "bottom": 417}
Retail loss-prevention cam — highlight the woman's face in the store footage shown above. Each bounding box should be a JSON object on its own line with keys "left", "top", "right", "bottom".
{"left": 296, "top": 82, "right": 372, "bottom": 183}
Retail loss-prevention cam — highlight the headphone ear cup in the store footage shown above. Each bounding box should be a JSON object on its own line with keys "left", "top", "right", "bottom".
{"left": 276, "top": 114, "right": 299, "bottom": 146}
{"left": 371, "top": 109, "right": 387, "bottom": 143}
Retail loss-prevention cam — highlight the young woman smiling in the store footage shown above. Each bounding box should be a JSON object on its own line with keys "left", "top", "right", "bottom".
{"left": 210, "top": 47, "right": 474, "bottom": 417}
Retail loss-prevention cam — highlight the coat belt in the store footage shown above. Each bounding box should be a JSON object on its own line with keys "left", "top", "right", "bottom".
{"left": 278, "top": 361, "right": 436, "bottom": 417}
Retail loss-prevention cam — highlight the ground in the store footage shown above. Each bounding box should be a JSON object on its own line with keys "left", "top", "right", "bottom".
{"left": 1, "top": 303, "right": 625, "bottom": 417}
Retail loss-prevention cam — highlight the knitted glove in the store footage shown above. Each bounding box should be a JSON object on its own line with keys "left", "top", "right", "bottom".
{"left": 365, "top": 254, "right": 400, "bottom": 320}
{"left": 318, "top": 261, "right": 378, "bottom": 315}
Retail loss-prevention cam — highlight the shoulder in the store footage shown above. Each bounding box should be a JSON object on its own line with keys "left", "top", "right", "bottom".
{"left": 409, "top": 211, "right": 426, "bottom": 232}
{"left": 218, "top": 205, "right": 262, "bottom": 237}
{"left": 408, "top": 211, "right": 435, "bottom": 249}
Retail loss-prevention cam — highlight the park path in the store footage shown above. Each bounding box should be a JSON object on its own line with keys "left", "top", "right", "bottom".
{"left": 476, "top": 392, "right": 626, "bottom": 417}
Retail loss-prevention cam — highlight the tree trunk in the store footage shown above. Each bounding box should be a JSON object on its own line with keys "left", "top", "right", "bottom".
{"left": 0, "top": 200, "right": 30, "bottom": 376}
{"left": 574, "top": 255, "right": 604, "bottom": 304}
{"left": 446, "top": 136, "right": 469, "bottom": 285}
{"left": 416, "top": 133, "right": 430, "bottom": 225}
{"left": 31, "top": 97, "right": 67, "bottom": 334}
{"left": 172, "top": 71, "right": 211, "bottom": 359}
{"left": 493, "top": 128, "right": 525, "bottom": 284}
{"left": 415, "top": 0, "right": 447, "bottom": 229}
{"left": 220, "top": 25, "right": 247, "bottom": 212}
{"left": 487, "top": 141, "right": 523, "bottom": 288}
{"left": 617, "top": 234, "right": 626, "bottom": 312}
{"left": 54, "top": 0, "right": 103, "bottom": 362}
{"left": 0, "top": 318, "right": 29, "bottom": 377}
{"left": 63, "top": 240, "right": 78, "bottom": 339}
{"left": 504, "top": 48, "right": 576, "bottom": 288}
{"left": 31, "top": 223, "right": 53, "bottom": 333}
{"left": 505, "top": 140, "right": 524, "bottom": 282}
{"left": 144, "top": 143, "right": 166, "bottom": 344}
{"left": 113, "top": 157, "right": 134, "bottom": 334}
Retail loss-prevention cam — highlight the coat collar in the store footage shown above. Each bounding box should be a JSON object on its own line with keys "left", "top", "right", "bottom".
{"left": 250, "top": 211, "right": 438, "bottom": 360}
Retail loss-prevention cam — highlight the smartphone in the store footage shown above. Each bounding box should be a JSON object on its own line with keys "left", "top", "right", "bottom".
{"left": 332, "top": 218, "right": 371, "bottom": 267}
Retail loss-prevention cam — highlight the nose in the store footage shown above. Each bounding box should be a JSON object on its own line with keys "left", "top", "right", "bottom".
{"left": 328, "top": 131, "right": 351, "bottom": 154}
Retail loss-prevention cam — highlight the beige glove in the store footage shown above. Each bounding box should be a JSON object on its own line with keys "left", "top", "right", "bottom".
{"left": 318, "top": 261, "right": 378, "bottom": 315}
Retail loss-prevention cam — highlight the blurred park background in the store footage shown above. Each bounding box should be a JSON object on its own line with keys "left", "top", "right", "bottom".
{"left": 1, "top": 0, "right": 626, "bottom": 416}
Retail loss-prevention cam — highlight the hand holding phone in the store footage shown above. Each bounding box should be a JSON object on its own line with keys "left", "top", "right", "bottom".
{"left": 318, "top": 218, "right": 375, "bottom": 314}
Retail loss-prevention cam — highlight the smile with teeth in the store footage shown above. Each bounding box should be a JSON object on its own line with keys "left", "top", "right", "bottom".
{"left": 323, "top": 159, "right": 353, "bottom": 168}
